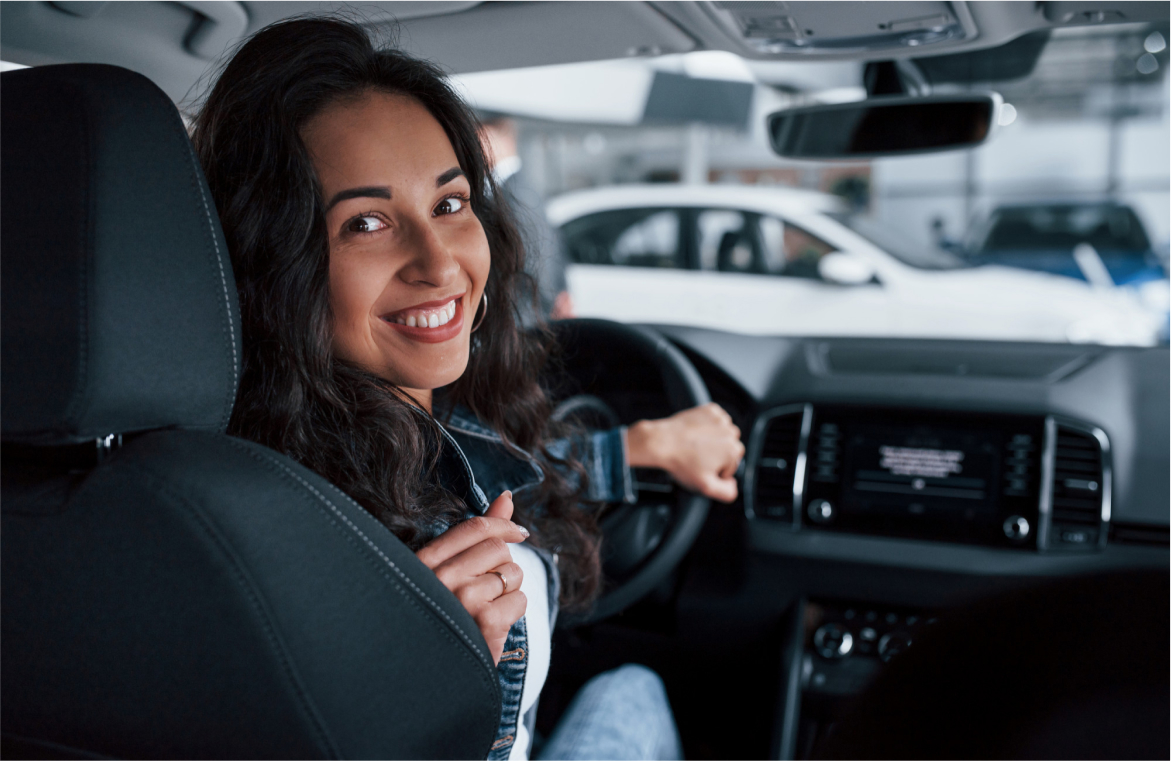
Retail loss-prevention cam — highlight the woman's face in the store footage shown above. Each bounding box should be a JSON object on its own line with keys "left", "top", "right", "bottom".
{"left": 302, "top": 91, "right": 490, "bottom": 403}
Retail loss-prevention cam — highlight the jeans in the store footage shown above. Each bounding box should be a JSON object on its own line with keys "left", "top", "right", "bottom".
{"left": 538, "top": 664, "right": 683, "bottom": 761}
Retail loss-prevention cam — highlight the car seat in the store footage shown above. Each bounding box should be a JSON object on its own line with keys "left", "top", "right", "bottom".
{"left": 1, "top": 64, "right": 500, "bottom": 760}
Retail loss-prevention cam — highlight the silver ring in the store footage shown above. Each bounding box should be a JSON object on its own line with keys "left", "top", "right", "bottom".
{"left": 488, "top": 569, "right": 508, "bottom": 597}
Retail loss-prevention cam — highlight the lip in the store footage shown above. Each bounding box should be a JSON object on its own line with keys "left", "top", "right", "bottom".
{"left": 380, "top": 295, "right": 465, "bottom": 344}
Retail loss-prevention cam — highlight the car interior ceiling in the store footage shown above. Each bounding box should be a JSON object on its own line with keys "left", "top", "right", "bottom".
{"left": 2, "top": 3, "right": 1169, "bottom": 760}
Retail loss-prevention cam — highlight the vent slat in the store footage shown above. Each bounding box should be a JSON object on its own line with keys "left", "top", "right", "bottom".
{"left": 1049, "top": 425, "right": 1104, "bottom": 550}
{"left": 750, "top": 411, "right": 803, "bottom": 521}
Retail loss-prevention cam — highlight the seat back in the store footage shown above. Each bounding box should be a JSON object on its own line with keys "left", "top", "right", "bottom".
{"left": 1, "top": 64, "right": 499, "bottom": 760}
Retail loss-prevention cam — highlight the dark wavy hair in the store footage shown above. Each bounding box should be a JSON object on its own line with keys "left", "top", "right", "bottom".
{"left": 191, "top": 16, "right": 601, "bottom": 610}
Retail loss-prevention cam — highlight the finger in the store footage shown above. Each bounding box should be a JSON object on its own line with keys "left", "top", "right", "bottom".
{"left": 490, "top": 561, "right": 524, "bottom": 595}
{"left": 415, "top": 515, "right": 527, "bottom": 569}
{"left": 455, "top": 561, "right": 524, "bottom": 608}
{"left": 435, "top": 535, "right": 516, "bottom": 583}
{"left": 484, "top": 490, "right": 514, "bottom": 521}
{"left": 708, "top": 402, "right": 733, "bottom": 424}
{"left": 700, "top": 473, "right": 739, "bottom": 503}
{"left": 482, "top": 590, "right": 529, "bottom": 665}
{"left": 478, "top": 589, "right": 528, "bottom": 632}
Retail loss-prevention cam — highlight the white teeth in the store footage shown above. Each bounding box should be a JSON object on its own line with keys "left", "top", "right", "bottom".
{"left": 391, "top": 298, "right": 459, "bottom": 329}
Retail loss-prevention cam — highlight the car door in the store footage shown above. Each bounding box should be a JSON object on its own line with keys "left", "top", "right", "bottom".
{"left": 687, "top": 209, "right": 893, "bottom": 337}
{"left": 562, "top": 207, "right": 711, "bottom": 326}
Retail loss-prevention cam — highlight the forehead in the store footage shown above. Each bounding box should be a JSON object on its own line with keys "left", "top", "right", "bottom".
{"left": 301, "top": 90, "right": 460, "bottom": 189}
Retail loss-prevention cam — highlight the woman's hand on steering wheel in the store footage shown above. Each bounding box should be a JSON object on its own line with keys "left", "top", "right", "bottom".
{"left": 415, "top": 491, "right": 529, "bottom": 665}
{"left": 626, "top": 402, "right": 745, "bottom": 503}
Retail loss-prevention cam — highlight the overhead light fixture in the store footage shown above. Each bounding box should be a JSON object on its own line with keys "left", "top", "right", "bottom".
{"left": 706, "top": 1, "right": 976, "bottom": 56}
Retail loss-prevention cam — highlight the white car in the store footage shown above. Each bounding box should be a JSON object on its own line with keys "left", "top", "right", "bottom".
{"left": 548, "top": 184, "right": 1162, "bottom": 346}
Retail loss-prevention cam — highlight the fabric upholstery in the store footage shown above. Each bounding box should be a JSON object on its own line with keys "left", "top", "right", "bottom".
{"left": 1, "top": 63, "right": 501, "bottom": 758}
{"left": 1, "top": 64, "right": 240, "bottom": 444}
{"left": 2, "top": 432, "right": 501, "bottom": 759}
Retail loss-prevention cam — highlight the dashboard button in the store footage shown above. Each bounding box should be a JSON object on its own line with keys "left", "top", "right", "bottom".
{"left": 878, "top": 631, "right": 913, "bottom": 662}
{"left": 1003, "top": 515, "right": 1030, "bottom": 542}
{"left": 813, "top": 623, "right": 854, "bottom": 659}
{"left": 808, "top": 498, "right": 834, "bottom": 524}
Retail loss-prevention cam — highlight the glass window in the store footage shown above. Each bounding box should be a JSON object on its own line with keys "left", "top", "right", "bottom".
{"left": 698, "top": 210, "right": 754, "bottom": 272}
{"left": 758, "top": 216, "right": 838, "bottom": 279}
{"left": 562, "top": 208, "right": 682, "bottom": 268}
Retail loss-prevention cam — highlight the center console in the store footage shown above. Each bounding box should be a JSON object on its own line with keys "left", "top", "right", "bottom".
{"left": 745, "top": 404, "right": 1111, "bottom": 552}
{"left": 774, "top": 597, "right": 936, "bottom": 760}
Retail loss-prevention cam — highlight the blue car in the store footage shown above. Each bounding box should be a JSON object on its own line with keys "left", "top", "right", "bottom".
{"left": 967, "top": 202, "right": 1168, "bottom": 287}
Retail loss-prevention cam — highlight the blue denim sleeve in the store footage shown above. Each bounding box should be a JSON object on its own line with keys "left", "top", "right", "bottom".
{"left": 545, "top": 427, "right": 637, "bottom": 504}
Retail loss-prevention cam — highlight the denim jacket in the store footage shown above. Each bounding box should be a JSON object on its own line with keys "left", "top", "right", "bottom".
{"left": 434, "top": 406, "right": 636, "bottom": 759}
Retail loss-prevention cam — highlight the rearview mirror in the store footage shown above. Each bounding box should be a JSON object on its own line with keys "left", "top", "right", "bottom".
{"left": 768, "top": 94, "right": 999, "bottom": 159}
{"left": 818, "top": 252, "right": 877, "bottom": 285}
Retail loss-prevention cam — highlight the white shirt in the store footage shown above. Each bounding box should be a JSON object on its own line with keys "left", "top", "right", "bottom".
{"left": 507, "top": 542, "right": 550, "bottom": 760}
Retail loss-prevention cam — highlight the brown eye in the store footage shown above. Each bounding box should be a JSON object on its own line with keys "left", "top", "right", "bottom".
{"left": 348, "top": 214, "right": 388, "bottom": 233}
{"left": 434, "top": 196, "right": 465, "bottom": 216}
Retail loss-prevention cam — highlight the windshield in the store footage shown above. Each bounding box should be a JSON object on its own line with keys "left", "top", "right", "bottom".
{"left": 458, "top": 21, "right": 1170, "bottom": 346}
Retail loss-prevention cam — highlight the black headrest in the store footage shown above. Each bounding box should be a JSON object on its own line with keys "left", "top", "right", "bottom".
{"left": 1, "top": 64, "right": 240, "bottom": 445}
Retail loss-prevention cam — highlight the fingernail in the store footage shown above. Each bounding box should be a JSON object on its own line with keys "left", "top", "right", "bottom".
{"left": 514, "top": 523, "right": 530, "bottom": 538}
{"left": 502, "top": 490, "right": 513, "bottom": 500}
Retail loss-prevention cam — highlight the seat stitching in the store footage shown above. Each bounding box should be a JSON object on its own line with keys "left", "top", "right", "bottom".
{"left": 167, "top": 111, "right": 238, "bottom": 430}
{"left": 117, "top": 461, "right": 341, "bottom": 759}
{"left": 226, "top": 439, "right": 497, "bottom": 675}
{"left": 188, "top": 159, "right": 239, "bottom": 430}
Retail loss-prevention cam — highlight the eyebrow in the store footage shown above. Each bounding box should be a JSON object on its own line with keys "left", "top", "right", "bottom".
{"left": 436, "top": 167, "right": 465, "bottom": 187}
{"left": 326, "top": 186, "right": 391, "bottom": 211}
{"left": 324, "top": 168, "right": 466, "bottom": 212}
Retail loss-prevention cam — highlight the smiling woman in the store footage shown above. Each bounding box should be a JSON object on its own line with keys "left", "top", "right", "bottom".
{"left": 191, "top": 15, "right": 741, "bottom": 761}
{"left": 303, "top": 91, "right": 490, "bottom": 398}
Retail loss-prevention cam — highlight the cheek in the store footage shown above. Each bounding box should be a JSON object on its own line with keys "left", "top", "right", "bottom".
{"left": 328, "top": 250, "right": 382, "bottom": 349}
{"left": 460, "top": 223, "right": 492, "bottom": 294}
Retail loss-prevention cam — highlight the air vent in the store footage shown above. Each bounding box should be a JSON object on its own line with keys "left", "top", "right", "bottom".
{"left": 1046, "top": 423, "right": 1108, "bottom": 549}
{"left": 810, "top": 421, "right": 841, "bottom": 484}
{"left": 747, "top": 406, "right": 808, "bottom": 521}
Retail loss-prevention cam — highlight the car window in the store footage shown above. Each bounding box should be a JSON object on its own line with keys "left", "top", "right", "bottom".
{"left": 759, "top": 215, "right": 839, "bottom": 279}
{"left": 975, "top": 205, "right": 1152, "bottom": 254}
{"left": 563, "top": 208, "right": 683, "bottom": 269}
{"left": 697, "top": 209, "right": 757, "bottom": 273}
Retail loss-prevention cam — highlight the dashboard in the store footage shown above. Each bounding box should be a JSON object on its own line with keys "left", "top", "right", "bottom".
{"left": 656, "top": 325, "right": 1170, "bottom": 575}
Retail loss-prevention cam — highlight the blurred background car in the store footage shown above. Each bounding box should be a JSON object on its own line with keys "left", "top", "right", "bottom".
{"left": 965, "top": 200, "right": 1171, "bottom": 338}
{"left": 548, "top": 183, "right": 1163, "bottom": 345}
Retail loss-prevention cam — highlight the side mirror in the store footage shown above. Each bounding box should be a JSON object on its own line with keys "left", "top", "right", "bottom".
{"left": 768, "top": 94, "right": 999, "bottom": 159}
{"left": 818, "top": 252, "right": 877, "bottom": 285}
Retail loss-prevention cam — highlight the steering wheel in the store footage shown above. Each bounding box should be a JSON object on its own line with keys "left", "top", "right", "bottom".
{"left": 546, "top": 319, "right": 711, "bottom": 625}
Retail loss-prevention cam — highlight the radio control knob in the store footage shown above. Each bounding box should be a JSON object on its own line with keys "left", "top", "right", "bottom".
{"left": 1003, "top": 515, "right": 1030, "bottom": 542}
{"left": 813, "top": 623, "right": 853, "bottom": 659}
{"left": 808, "top": 498, "right": 835, "bottom": 524}
{"left": 878, "top": 631, "right": 912, "bottom": 662}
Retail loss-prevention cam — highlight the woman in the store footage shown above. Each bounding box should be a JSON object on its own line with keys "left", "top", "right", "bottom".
{"left": 193, "top": 16, "right": 743, "bottom": 760}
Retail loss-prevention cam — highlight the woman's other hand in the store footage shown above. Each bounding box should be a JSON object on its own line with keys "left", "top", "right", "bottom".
{"left": 415, "top": 491, "right": 528, "bottom": 665}
{"left": 626, "top": 403, "right": 745, "bottom": 503}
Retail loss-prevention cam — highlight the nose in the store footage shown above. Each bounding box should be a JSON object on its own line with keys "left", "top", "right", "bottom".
{"left": 396, "top": 214, "right": 460, "bottom": 287}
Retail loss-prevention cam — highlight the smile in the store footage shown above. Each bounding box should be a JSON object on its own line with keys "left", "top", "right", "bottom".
{"left": 380, "top": 296, "right": 465, "bottom": 344}
{"left": 387, "top": 298, "right": 457, "bottom": 328}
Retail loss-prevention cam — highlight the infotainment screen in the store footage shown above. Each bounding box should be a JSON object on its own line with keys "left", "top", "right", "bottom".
{"left": 799, "top": 406, "right": 1045, "bottom": 547}
{"left": 840, "top": 423, "right": 1001, "bottom": 518}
